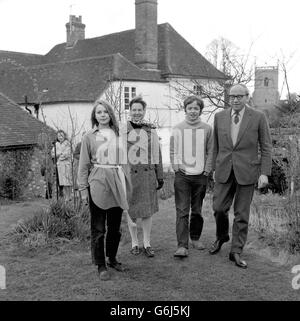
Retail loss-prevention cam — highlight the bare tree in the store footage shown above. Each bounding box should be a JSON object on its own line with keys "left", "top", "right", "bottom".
{"left": 104, "top": 77, "right": 125, "bottom": 121}
{"left": 169, "top": 37, "right": 255, "bottom": 120}
{"left": 205, "top": 37, "right": 254, "bottom": 84}
{"left": 66, "top": 106, "right": 86, "bottom": 208}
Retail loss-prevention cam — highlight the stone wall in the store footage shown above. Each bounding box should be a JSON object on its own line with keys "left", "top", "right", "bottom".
{"left": 23, "top": 147, "right": 47, "bottom": 198}
{"left": 0, "top": 146, "right": 48, "bottom": 199}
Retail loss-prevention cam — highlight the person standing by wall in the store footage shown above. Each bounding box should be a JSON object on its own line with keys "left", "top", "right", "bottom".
{"left": 51, "top": 130, "right": 73, "bottom": 200}
{"left": 170, "top": 95, "right": 213, "bottom": 258}
{"left": 209, "top": 83, "right": 272, "bottom": 269}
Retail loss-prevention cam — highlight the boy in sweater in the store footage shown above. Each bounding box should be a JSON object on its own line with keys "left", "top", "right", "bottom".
{"left": 170, "top": 95, "right": 213, "bottom": 257}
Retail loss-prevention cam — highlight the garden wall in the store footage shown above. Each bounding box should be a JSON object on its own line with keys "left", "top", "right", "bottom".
{"left": 0, "top": 146, "right": 46, "bottom": 199}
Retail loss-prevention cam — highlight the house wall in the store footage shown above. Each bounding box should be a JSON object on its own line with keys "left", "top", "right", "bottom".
{"left": 34, "top": 78, "right": 222, "bottom": 167}
{"left": 36, "top": 102, "right": 93, "bottom": 144}
{"left": 167, "top": 77, "right": 222, "bottom": 125}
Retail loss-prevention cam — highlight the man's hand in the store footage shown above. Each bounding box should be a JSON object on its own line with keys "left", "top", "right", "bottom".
{"left": 80, "top": 189, "right": 89, "bottom": 206}
{"left": 156, "top": 179, "right": 164, "bottom": 190}
{"left": 258, "top": 175, "right": 268, "bottom": 189}
{"left": 203, "top": 171, "right": 210, "bottom": 177}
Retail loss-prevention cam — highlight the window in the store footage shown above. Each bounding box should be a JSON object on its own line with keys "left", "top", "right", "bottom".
{"left": 193, "top": 85, "right": 203, "bottom": 96}
{"left": 124, "top": 86, "right": 136, "bottom": 110}
{"left": 264, "top": 77, "right": 269, "bottom": 87}
{"left": 124, "top": 87, "right": 130, "bottom": 110}
{"left": 131, "top": 87, "right": 136, "bottom": 98}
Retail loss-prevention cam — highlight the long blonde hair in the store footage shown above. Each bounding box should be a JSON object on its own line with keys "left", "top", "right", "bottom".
{"left": 91, "top": 100, "right": 119, "bottom": 136}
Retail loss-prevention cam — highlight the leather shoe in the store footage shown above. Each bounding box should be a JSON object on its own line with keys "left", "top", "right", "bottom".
{"left": 174, "top": 247, "right": 188, "bottom": 257}
{"left": 143, "top": 246, "right": 155, "bottom": 257}
{"left": 130, "top": 246, "right": 140, "bottom": 255}
{"left": 229, "top": 252, "right": 247, "bottom": 269}
{"left": 98, "top": 266, "right": 111, "bottom": 281}
{"left": 209, "top": 236, "right": 230, "bottom": 254}
{"left": 107, "top": 259, "right": 126, "bottom": 272}
{"left": 99, "top": 270, "right": 110, "bottom": 281}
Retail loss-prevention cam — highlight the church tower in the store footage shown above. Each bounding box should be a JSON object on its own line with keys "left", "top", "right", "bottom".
{"left": 252, "top": 66, "right": 280, "bottom": 109}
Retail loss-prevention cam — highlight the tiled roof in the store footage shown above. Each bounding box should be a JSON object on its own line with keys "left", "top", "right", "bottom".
{"left": 0, "top": 92, "right": 55, "bottom": 148}
{"left": 159, "top": 24, "right": 226, "bottom": 79}
{"left": 0, "top": 23, "right": 226, "bottom": 104}
{"left": 44, "top": 23, "right": 226, "bottom": 80}
{"left": 0, "top": 54, "right": 163, "bottom": 104}
{"left": 0, "top": 50, "right": 44, "bottom": 70}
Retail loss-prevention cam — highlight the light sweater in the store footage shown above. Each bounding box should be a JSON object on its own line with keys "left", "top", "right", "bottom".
{"left": 170, "top": 118, "right": 213, "bottom": 175}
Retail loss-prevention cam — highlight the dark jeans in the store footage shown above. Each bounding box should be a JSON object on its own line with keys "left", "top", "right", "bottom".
{"left": 89, "top": 195, "right": 123, "bottom": 268}
{"left": 213, "top": 170, "right": 254, "bottom": 254}
{"left": 174, "top": 170, "right": 207, "bottom": 248}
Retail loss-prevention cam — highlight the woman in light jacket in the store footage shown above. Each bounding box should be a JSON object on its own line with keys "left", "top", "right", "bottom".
{"left": 51, "top": 130, "right": 72, "bottom": 200}
{"left": 77, "top": 100, "right": 131, "bottom": 281}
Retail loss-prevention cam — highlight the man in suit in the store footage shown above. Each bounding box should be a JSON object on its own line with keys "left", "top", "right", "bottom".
{"left": 209, "top": 83, "right": 272, "bottom": 269}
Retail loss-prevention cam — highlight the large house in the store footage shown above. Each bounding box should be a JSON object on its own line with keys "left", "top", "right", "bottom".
{"left": 0, "top": 0, "right": 226, "bottom": 164}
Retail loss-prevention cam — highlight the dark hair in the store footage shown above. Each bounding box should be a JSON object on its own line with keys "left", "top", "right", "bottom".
{"left": 56, "top": 129, "right": 68, "bottom": 141}
{"left": 183, "top": 95, "right": 204, "bottom": 112}
{"left": 91, "top": 100, "right": 119, "bottom": 136}
{"left": 129, "top": 96, "right": 147, "bottom": 110}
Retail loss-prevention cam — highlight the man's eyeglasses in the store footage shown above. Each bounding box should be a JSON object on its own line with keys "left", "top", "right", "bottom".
{"left": 229, "top": 95, "right": 247, "bottom": 100}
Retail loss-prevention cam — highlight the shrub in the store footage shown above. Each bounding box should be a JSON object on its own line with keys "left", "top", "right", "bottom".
{"left": 9, "top": 199, "right": 90, "bottom": 248}
{"left": 268, "top": 159, "right": 288, "bottom": 194}
{"left": 250, "top": 193, "right": 300, "bottom": 254}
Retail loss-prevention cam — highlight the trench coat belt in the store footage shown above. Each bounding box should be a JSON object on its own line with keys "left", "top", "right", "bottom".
{"left": 93, "top": 164, "right": 127, "bottom": 198}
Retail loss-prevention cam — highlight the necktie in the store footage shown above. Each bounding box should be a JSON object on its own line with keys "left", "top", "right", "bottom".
{"left": 233, "top": 111, "right": 240, "bottom": 124}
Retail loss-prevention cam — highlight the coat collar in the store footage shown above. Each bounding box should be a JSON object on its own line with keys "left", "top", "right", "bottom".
{"left": 126, "top": 120, "right": 153, "bottom": 133}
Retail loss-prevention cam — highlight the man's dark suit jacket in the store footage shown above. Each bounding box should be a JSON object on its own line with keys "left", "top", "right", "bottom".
{"left": 212, "top": 106, "right": 272, "bottom": 185}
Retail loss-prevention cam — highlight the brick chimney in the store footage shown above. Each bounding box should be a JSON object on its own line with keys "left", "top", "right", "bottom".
{"left": 66, "top": 15, "right": 85, "bottom": 47}
{"left": 135, "top": 0, "right": 158, "bottom": 70}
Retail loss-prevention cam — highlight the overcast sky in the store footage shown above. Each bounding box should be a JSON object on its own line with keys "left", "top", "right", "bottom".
{"left": 0, "top": 0, "right": 299, "bottom": 97}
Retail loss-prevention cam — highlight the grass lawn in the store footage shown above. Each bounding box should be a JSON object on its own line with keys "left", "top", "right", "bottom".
{"left": 0, "top": 196, "right": 299, "bottom": 301}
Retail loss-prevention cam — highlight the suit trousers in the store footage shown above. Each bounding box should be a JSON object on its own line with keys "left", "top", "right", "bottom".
{"left": 213, "top": 170, "right": 254, "bottom": 254}
{"left": 89, "top": 194, "right": 123, "bottom": 268}
{"left": 174, "top": 170, "right": 207, "bottom": 248}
